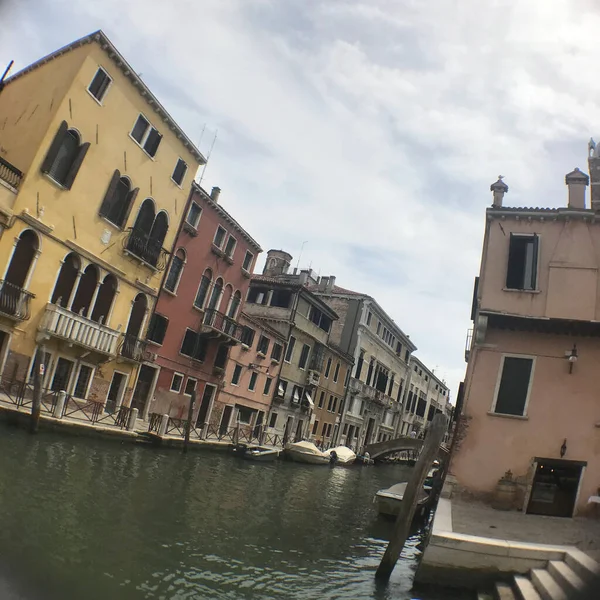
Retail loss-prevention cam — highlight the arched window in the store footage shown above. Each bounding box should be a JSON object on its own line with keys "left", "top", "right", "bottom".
{"left": 146, "top": 211, "right": 168, "bottom": 266}
{"left": 71, "top": 265, "right": 99, "bottom": 317}
{"left": 227, "top": 290, "right": 242, "bottom": 319}
{"left": 122, "top": 293, "right": 148, "bottom": 360}
{"left": 222, "top": 284, "right": 233, "bottom": 315}
{"left": 99, "top": 171, "right": 139, "bottom": 228}
{"left": 194, "top": 269, "right": 212, "bottom": 309}
{"left": 91, "top": 274, "right": 117, "bottom": 324}
{"left": 40, "top": 121, "right": 89, "bottom": 189}
{"left": 207, "top": 277, "right": 223, "bottom": 311}
{"left": 164, "top": 249, "right": 185, "bottom": 293}
{"left": 126, "top": 200, "right": 169, "bottom": 268}
{"left": 51, "top": 252, "right": 80, "bottom": 308}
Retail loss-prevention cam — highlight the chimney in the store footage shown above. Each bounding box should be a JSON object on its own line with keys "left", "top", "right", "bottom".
{"left": 210, "top": 186, "right": 221, "bottom": 203}
{"left": 565, "top": 168, "right": 589, "bottom": 209}
{"left": 326, "top": 276, "right": 336, "bottom": 292}
{"left": 588, "top": 138, "right": 600, "bottom": 210}
{"left": 490, "top": 176, "right": 508, "bottom": 207}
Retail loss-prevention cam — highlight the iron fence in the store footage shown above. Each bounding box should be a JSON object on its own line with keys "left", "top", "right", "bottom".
{"left": 94, "top": 404, "right": 133, "bottom": 429}
{"left": 123, "top": 228, "right": 169, "bottom": 271}
{"left": 148, "top": 412, "right": 162, "bottom": 433}
{"left": 0, "top": 281, "right": 34, "bottom": 320}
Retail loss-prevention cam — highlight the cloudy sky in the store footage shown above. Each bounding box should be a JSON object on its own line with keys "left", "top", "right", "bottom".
{"left": 1, "top": 0, "right": 597, "bottom": 396}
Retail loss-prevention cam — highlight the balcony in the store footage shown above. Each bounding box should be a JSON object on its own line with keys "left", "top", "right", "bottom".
{"left": 201, "top": 309, "right": 242, "bottom": 343}
{"left": 119, "top": 333, "right": 154, "bottom": 362}
{"left": 348, "top": 378, "right": 394, "bottom": 409}
{"left": 123, "top": 228, "right": 169, "bottom": 271}
{"left": 39, "top": 303, "right": 120, "bottom": 357}
{"left": 0, "top": 280, "right": 34, "bottom": 321}
{"left": 465, "top": 328, "right": 473, "bottom": 362}
{"left": 0, "top": 157, "right": 22, "bottom": 191}
{"left": 306, "top": 370, "right": 320, "bottom": 387}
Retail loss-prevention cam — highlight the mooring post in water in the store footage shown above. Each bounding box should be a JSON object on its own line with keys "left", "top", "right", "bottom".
{"left": 30, "top": 346, "right": 46, "bottom": 434}
{"left": 375, "top": 413, "right": 448, "bottom": 582}
{"left": 183, "top": 389, "right": 195, "bottom": 454}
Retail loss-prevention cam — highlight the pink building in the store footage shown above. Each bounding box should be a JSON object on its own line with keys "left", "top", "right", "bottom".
{"left": 452, "top": 161, "right": 600, "bottom": 517}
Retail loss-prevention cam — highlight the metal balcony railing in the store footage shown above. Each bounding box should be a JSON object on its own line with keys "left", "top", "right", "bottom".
{"left": 40, "top": 303, "right": 120, "bottom": 356}
{"left": 202, "top": 309, "right": 242, "bottom": 342}
{"left": 465, "top": 328, "right": 473, "bottom": 362}
{"left": 0, "top": 280, "right": 34, "bottom": 320}
{"left": 0, "top": 157, "right": 23, "bottom": 191}
{"left": 123, "top": 228, "right": 169, "bottom": 271}
{"left": 119, "top": 333, "right": 152, "bottom": 362}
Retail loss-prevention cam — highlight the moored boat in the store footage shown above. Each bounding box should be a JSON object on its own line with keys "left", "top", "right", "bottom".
{"left": 325, "top": 446, "right": 356, "bottom": 465}
{"left": 243, "top": 447, "right": 281, "bottom": 461}
{"left": 285, "top": 441, "right": 330, "bottom": 465}
{"left": 373, "top": 482, "right": 429, "bottom": 518}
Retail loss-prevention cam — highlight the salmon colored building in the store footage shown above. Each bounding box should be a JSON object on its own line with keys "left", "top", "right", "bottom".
{"left": 452, "top": 163, "right": 600, "bottom": 517}
{"left": 145, "top": 182, "right": 261, "bottom": 427}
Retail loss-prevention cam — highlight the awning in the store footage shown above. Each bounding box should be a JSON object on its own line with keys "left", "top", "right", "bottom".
{"left": 304, "top": 391, "right": 314, "bottom": 408}
{"left": 278, "top": 383, "right": 285, "bottom": 396}
{"left": 293, "top": 388, "right": 301, "bottom": 402}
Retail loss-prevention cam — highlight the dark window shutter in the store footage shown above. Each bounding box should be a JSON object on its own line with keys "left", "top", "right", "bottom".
{"left": 531, "top": 235, "right": 539, "bottom": 289}
{"left": 40, "top": 120, "right": 68, "bottom": 174}
{"left": 495, "top": 357, "right": 533, "bottom": 416}
{"left": 64, "top": 142, "right": 90, "bottom": 190}
{"left": 99, "top": 170, "right": 121, "bottom": 218}
{"left": 121, "top": 187, "right": 139, "bottom": 228}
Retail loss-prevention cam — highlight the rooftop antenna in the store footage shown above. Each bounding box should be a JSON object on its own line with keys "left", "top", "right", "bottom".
{"left": 0, "top": 60, "right": 14, "bottom": 93}
{"left": 197, "top": 129, "right": 218, "bottom": 187}
{"left": 295, "top": 241, "right": 308, "bottom": 271}
{"left": 197, "top": 124, "right": 206, "bottom": 149}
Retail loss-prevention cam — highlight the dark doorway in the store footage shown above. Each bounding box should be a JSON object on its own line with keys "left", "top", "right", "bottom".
{"left": 283, "top": 416, "right": 294, "bottom": 444}
{"left": 130, "top": 364, "right": 157, "bottom": 415}
{"left": 0, "top": 230, "right": 38, "bottom": 317}
{"left": 51, "top": 357, "right": 74, "bottom": 393}
{"left": 295, "top": 419, "right": 304, "bottom": 442}
{"left": 105, "top": 371, "right": 126, "bottom": 413}
{"left": 253, "top": 411, "right": 264, "bottom": 438}
{"left": 196, "top": 384, "right": 215, "bottom": 428}
{"left": 126, "top": 294, "right": 147, "bottom": 338}
{"left": 51, "top": 253, "right": 80, "bottom": 308}
{"left": 527, "top": 459, "right": 584, "bottom": 518}
{"left": 219, "top": 405, "right": 233, "bottom": 436}
{"left": 364, "top": 417, "right": 375, "bottom": 446}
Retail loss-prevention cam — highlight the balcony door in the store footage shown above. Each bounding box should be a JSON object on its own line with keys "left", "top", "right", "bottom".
{"left": 130, "top": 364, "right": 157, "bottom": 416}
{"left": 196, "top": 383, "right": 216, "bottom": 429}
{"left": 51, "top": 357, "right": 75, "bottom": 393}
{"left": 123, "top": 294, "right": 147, "bottom": 359}
{"left": 0, "top": 230, "right": 38, "bottom": 317}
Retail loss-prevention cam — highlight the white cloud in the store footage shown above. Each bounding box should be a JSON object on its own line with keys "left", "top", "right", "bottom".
{"left": 2, "top": 0, "right": 600, "bottom": 395}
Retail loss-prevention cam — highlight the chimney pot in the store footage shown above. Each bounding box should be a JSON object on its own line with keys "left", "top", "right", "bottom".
{"left": 210, "top": 186, "right": 221, "bottom": 203}
{"left": 490, "top": 176, "right": 508, "bottom": 207}
{"left": 565, "top": 168, "right": 589, "bottom": 209}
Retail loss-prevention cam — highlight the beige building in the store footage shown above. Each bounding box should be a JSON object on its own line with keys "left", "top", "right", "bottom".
{"left": 0, "top": 31, "right": 203, "bottom": 417}
{"left": 452, "top": 164, "right": 600, "bottom": 517}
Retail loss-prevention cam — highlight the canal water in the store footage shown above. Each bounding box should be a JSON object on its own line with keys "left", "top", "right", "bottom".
{"left": 0, "top": 428, "right": 469, "bottom": 599}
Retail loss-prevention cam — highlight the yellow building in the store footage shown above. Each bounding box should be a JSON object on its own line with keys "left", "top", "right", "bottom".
{"left": 0, "top": 31, "right": 204, "bottom": 418}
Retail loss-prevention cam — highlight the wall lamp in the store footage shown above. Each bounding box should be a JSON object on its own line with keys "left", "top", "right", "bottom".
{"left": 566, "top": 344, "right": 578, "bottom": 374}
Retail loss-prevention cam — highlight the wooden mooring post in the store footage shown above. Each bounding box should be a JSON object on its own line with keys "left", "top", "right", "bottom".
{"left": 30, "top": 346, "right": 46, "bottom": 434}
{"left": 375, "top": 413, "right": 448, "bottom": 582}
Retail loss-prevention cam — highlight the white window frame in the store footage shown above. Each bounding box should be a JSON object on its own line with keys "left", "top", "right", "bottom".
{"left": 505, "top": 233, "right": 541, "bottom": 293}
{"left": 171, "top": 158, "right": 188, "bottom": 187}
{"left": 224, "top": 234, "right": 237, "bottom": 258}
{"left": 231, "top": 364, "right": 242, "bottom": 387}
{"left": 263, "top": 377, "right": 273, "bottom": 396}
{"left": 242, "top": 250, "right": 254, "bottom": 272}
{"left": 87, "top": 67, "right": 112, "bottom": 105}
{"left": 185, "top": 202, "right": 202, "bottom": 228}
{"left": 72, "top": 361, "right": 96, "bottom": 399}
{"left": 298, "top": 343, "right": 311, "bottom": 371}
{"left": 490, "top": 353, "right": 536, "bottom": 417}
{"left": 213, "top": 225, "right": 227, "bottom": 249}
{"left": 183, "top": 377, "right": 197, "bottom": 397}
{"left": 170, "top": 372, "right": 185, "bottom": 393}
{"left": 284, "top": 336, "right": 296, "bottom": 363}
{"left": 129, "top": 113, "right": 161, "bottom": 158}
{"left": 164, "top": 250, "right": 186, "bottom": 295}
{"left": 333, "top": 362, "right": 340, "bottom": 383}
{"left": 248, "top": 371, "right": 258, "bottom": 392}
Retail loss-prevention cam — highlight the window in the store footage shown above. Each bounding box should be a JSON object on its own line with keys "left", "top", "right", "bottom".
{"left": 186, "top": 202, "right": 202, "bottom": 228}
{"left": 263, "top": 377, "right": 273, "bottom": 395}
{"left": 242, "top": 251, "right": 254, "bottom": 272}
{"left": 41, "top": 121, "right": 89, "bottom": 189}
{"left": 493, "top": 356, "right": 534, "bottom": 416}
{"left": 241, "top": 326, "right": 255, "bottom": 347}
{"left": 194, "top": 271, "right": 212, "bottom": 309}
{"left": 257, "top": 335, "right": 270, "bottom": 355}
{"left": 506, "top": 234, "right": 539, "bottom": 291}
{"left": 355, "top": 350, "right": 365, "bottom": 379}
{"left": 318, "top": 390, "right": 325, "bottom": 408}
{"left": 332, "top": 397, "right": 338, "bottom": 413}
{"left": 231, "top": 364, "right": 242, "bottom": 386}
{"left": 214, "top": 344, "right": 229, "bottom": 369}
{"left": 184, "top": 378, "right": 197, "bottom": 396}
{"left": 213, "top": 226, "right": 227, "bottom": 249}
{"left": 164, "top": 249, "right": 185, "bottom": 293}
{"left": 327, "top": 395, "right": 333, "bottom": 411}
{"left": 312, "top": 420, "right": 319, "bottom": 435}
{"left": 298, "top": 344, "right": 311, "bottom": 370}
{"left": 73, "top": 365, "right": 93, "bottom": 398}
{"left": 271, "top": 343, "right": 283, "bottom": 363}
{"left": 324, "top": 357, "right": 332, "bottom": 379}
{"left": 292, "top": 385, "right": 303, "bottom": 404}
{"left": 170, "top": 372, "right": 184, "bottom": 393}
{"left": 376, "top": 321, "right": 381, "bottom": 335}
{"left": 88, "top": 67, "right": 111, "bottom": 102}
{"left": 366, "top": 311, "right": 372, "bottom": 326}
{"left": 333, "top": 362, "right": 340, "bottom": 383}
{"left": 207, "top": 277, "right": 223, "bottom": 311}
{"left": 338, "top": 398, "right": 345, "bottom": 414}
{"left": 227, "top": 291, "right": 241, "bottom": 319}
{"left": 99, "top": 171, "right": 138, "bottom": 228}
{"left": 131, "top": 114, "right": 162, "bottom": 157}
{"left": 180, "top": 329, "right": 208, "bottom": 361}
{"left": 344, "top": 369, "right": 350, "bottom": 388}
{"left": 284, "top": 337, "right": 296, "bottom": 363}
{"left": 249, "top": 372, "right": 258, "bottom": 391}
{"left": 277, "top": 380, "right": 288, "bottom": 397}
{"left": 146, "top": 313, "right": 168, "bottom": 345}
{"left": 237, "top": 406, "right": 254, "bottom": 425}
{"left": 171, "top": 158, "right": 188, "bottom": 186}
{"left": 405, "top": 349, "right": 410, "bottom": 363}
{"left": 225, "top": 235, "right": 237, "bottom": 258}
{"left": 269, "top": 413, "right": 278, "bottom": 428}
{"left": 271, "top": 289, "right": 293, "bottom": 308}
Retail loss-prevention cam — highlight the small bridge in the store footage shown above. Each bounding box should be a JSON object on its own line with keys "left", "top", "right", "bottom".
{"left": 364, "top": 436, "right": 423, "bottom": 459}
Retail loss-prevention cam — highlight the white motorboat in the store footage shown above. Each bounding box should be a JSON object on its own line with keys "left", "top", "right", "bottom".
{"left": 374, "top": 482, "right": 429, "bottom": 518}
{"left": 243, "top": 447, "right": 281, "bottom": 461}
{"left": 325, "top": 446, "right": 356, "bottom": 465}
{"left": 285, "top": 441, "right": 330, "bottom": 465}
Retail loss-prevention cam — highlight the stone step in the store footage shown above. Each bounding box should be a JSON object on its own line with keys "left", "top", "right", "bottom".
{"left": 530, "top": 569, "right": 567, "bottom": 600}
{"left": 513, "top": 575, "right": 542, "bottom": 600}
{"left": 495, "top": 582, "right": 516, "bottom": 600}
{"left": 548, "top": 560, "right": 585, "bottom": 595}
{"left": 565, "top": 549, "right": 600, "bottom": 585}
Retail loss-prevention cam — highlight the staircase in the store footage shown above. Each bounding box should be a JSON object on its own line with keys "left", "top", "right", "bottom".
{"left": 478, "top": 550, "right": 599, "bottom": 600}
